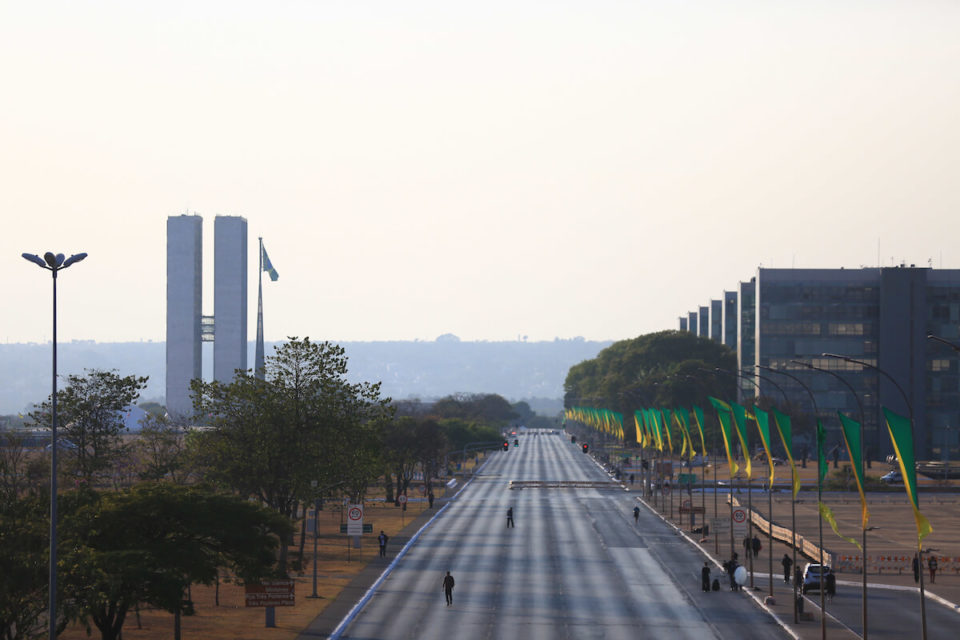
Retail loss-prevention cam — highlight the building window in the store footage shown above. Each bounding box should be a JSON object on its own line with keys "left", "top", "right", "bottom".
{"left": 929, "top": 359, "right": 952, "bottom": 372}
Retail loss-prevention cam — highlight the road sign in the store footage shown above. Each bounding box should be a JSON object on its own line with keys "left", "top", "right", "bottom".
{"left": 398, "top": 494, "right": 408, "bottom": 504}
{"left": 678, "top": 473, "right": 698, "bottom": 486}
{"left": 245, "top": 579, "right": 295, "bottom": 607}
{"left": 711, "top": 517, "right": 730, "bottom": 533}
{"left": 347, "top": 504, "right": 364, "bottom": 536}
{"left": 732, "top": 507, "right": 748, "bottom": 537}
{"left": 679, "top": 499, "right": 705, "bottom": 514}
{"left": 340, "top": 524, "right": 373, "bottom": 533}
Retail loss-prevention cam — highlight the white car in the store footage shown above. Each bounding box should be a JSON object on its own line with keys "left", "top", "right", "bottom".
{"left": 881, "top": 469, "right": 903, "bottom": 484}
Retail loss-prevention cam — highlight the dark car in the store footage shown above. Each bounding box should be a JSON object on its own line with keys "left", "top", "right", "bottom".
{"left": 802, "top": 563, "right": 835, "bottom": 594}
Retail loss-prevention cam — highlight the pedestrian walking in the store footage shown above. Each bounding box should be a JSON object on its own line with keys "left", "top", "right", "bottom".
{"left": 378, "top": 530, "right": 389, "bottom": 557}
{"left": 633, "top": 506, "right": 640, "bottom": 524}
{"left": 913, "top": 554, "right": 920, "bottom": 583}
{"left": 929, "top": 555, "right": 938, "bottom": 583}
{"left": 442, "top": 571, "right": 455, "bottom": 606}
{"left": 751, "top": 535, "right": 761, "bottom": 558}
{"left": 781, "top": 554, "right": 793, "bottom": 583}
{"left": 630, "top": 473, "right": 635, "bottom": 485}
{"left": 506, "top": 506, "right": 514, "bottom": 528}
{"left": 742, "top": 536, "right": 751, "bottom": 556}
{"left": 701, "top": 562, "right": 711, "bottom": 592}
{"left": 428, "top": 491, "right": 435, "bottom": 508}
{"left": 726, "top": 555, "right": 741, "bottom": 591}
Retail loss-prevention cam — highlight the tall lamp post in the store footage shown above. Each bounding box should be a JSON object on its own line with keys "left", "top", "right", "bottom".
{"left": 22, "top": 251, "right": 87, "bottom": 640}
{"left": 797, "top": 357, "right": 868, "bottom": 640}
{"left": 822, "top": 352, "right": 928, "bottom": 640}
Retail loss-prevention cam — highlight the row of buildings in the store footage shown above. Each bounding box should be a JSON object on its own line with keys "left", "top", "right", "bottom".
{"left": 679, "top": 266, "right": 960, "bottom": 460}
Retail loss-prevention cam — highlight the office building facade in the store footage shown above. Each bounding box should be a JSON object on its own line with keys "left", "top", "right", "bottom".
{"left": 213, "top": 216, "right": 248, "bottom": 382}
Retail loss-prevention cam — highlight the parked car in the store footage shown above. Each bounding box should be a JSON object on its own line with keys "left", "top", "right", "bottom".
{"left": 881, "top": 469, "right": 903, "bottom": 484}
{"left": 802, "top": 563, "right": 835, "bottom": 595}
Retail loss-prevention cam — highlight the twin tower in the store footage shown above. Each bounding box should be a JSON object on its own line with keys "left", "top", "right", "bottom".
{"left": 166, "top": 215, "right": 248, "bottom": 418}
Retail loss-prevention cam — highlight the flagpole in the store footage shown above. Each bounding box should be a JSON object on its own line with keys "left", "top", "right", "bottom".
{"left": 255, "top": 237, "right": 265, "bottom": 380}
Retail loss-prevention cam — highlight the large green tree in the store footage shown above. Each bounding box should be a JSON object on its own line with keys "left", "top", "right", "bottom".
{"left": 189, "top": 338, "right": 390, "bottom": 567}
{"left": 60, "top": 483, "right": 291, "bottom": 640}
{"left": 0, "top": 493, "right": 48, "bottom": 640}
{"left": 29, "top": 369, "right": 148, "bottom": 485}
{"left": 564, "top": 330, "right": 736, "bottom": 417}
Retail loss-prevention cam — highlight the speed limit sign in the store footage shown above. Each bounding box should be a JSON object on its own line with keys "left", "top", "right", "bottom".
{"left": 347, "top": 505, "right": 364, "bottom": 536}
{"left": 732, "top": 507, "right": 747, "bottom": 537}
{"left": 398, "top": 494, "right": 407, "bottom": 504}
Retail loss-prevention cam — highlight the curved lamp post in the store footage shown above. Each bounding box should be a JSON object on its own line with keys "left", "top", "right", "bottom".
{"left": 797, "top": 357, "right": 868, "bottom": 640}
{"left": 22, "top": 251, "right": 87, "bottom": 640}
{"left": 822, "top": 352, "right": 928, "bottom": 640}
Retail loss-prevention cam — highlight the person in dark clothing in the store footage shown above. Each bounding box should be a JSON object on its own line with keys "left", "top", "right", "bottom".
{"left": 752, "top": 536, "right": 761, "bottom": 558}
{"left": 442, "top": 571, "right": 456, "bottom": 605}
{"left": 428, "top": 491, "right": 435, "bottom": 508}
{"left": 727, "top": 556, "right": 740, "bottom": 591}
{"left": 378, "top": 530, "right": 389, "bottom": 557}
{"left": 913, "top": 555, "right": 920, "bottom": 583}
{"left": 506, "top": 507, "right": 514, "bottom": 528}
{"left": 929, "top": 556, "right": 938, "bottom": 583}
{"left": 781, "top": 554, "right": 793, "bottom": 583}
{"left": 825, "top": 572, "right": 836, "bottom": 601}
{"left": 701, "top": 562, "right": 711, "bottom": 592}
{"left": 633, "top": 506, "right": 640, "bottom": 523}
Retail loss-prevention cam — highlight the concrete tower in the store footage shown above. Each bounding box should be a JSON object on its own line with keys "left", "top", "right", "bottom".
{"left": 213, "top": 215, "right": 248, "bottom": 382}
{"left": 165, "top": 215, "right": 203, "bottom": 418}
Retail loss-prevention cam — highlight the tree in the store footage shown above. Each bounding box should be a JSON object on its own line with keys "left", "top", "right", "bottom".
{"left": 190, "top": 338, "right": 389, "bottom": 568}
{"left": 29, "top": 370, "right": 148, "bottom": 485}
{"left": 60, "top": 483, "right": 292, "bottom": 640}
{"left": 134, "top": 413, "right": 189, "bottom": 484}
{"left": 0, "top": 494, "right": 48, "bottom": 640}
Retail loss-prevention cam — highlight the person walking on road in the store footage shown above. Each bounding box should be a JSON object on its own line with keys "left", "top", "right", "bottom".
{"left": 701, "top": 562, "right": 711, "bottom": 592}
{"left": 428, "top": 491, "right": 435, "bottom": 508}
{"left": 633, "top": 506, "right": 640, "bottom": 524}
{"left": 378, "top": 530, "right": 389, "bottom": 557}
{"left": 751, "top": 535, "right": 761, "bottom": 558}
{"left": 929, "top": 555, "right": 938, "bottom": 583}
{"left": 781, "top": 554, "right": 793, "bottom": 583}
{"left": 506, "top": 507, "right": 514, "bottom": 528}
{"left": 442, "top": 571, "right": 455, "bottom": 606}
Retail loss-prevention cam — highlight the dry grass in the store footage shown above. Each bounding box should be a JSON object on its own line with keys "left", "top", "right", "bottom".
{"left": 58, "top": 484, "right": 449, "bottom": 640}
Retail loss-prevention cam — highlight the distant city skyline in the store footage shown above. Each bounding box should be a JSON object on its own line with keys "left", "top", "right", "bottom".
{"left": 5, "top": 2, "right": 960, "bottom": 344}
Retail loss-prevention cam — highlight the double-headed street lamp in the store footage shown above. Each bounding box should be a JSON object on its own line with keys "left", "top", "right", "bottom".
{"left": 22, "top": 250, "right": 87, "bottom": 639}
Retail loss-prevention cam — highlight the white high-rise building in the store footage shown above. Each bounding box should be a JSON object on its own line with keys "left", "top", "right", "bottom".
{"left": 213, "top": 215, "right": 248, "bottom": 382}
{"left": 165, "top": 215, "right": 203, "bottom": 418}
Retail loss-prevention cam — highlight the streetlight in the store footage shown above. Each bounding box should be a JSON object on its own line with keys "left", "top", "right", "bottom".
{"left": 22, "top": 250, "right": 87, "bottom": 639}
{"left": 821, "top": 351, "right": 928, "bottom": 640}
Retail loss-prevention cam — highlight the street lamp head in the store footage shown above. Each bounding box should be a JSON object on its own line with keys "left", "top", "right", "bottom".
{"left": 62, "top": 253, "right": 88, "bottom": 268}
{"left": 44, "top": 252, "right": 64, "bottom": 268}
{"left": 21, "top": 253, "right": 48, "bottom": 268}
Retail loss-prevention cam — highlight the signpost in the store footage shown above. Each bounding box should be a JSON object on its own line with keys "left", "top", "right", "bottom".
{"left": 732, "top": 507, "right": 748, "bottom": 539}
{"left": 347, "top": 505, "right": 364, "bottom": 536}
{"left": 245, "top": 579, "right": 295, "bottom": 607}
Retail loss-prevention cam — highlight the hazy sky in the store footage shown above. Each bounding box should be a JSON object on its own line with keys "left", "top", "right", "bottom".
{"left": 4, "top": 1, "right": 959, "bottom": 344}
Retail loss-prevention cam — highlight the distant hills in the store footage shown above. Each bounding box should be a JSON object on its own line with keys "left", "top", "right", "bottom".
{"left": 0, "top": 337, "right": 612, "bottom": 416}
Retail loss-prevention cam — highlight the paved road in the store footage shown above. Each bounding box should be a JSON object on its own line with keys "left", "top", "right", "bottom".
{"left": 335, "top": 432, "right": 788, "bottom": 640}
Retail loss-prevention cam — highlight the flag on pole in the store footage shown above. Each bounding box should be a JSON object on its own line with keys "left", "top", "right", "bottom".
{"left": 882, "top": 407, "right": 932, "bottom": 548}
{"left": 752, "top": 407, "right": 776, "bottom": 489}
{"left": 731, "top": 402, "right": 752, "bottom": 480}
{"left": 816, "top": 418, "right": 829, "bottom": 488}
{"left": 771, "top": 408, "right": 800, "bottom": 499}
{"left": 262, "top": 243, "right": 279, "bottom": 281}
{"left": 709, "top": 397, "right": 738, "bottom": 478}
{"left": 692, "top": 405, "right": 708, "bottom": 457}
{"left": 837, "top": 412, "right": 870, "bottom": 529}
{"left": 660, "top": 409, "right": 674, "bottom": 454}
{"left": 820, "top": 501, "right": 861, "bottom": 550}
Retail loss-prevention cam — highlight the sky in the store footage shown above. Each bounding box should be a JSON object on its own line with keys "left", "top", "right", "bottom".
{"left": 3, "top": 1, "right": 960, "bottom": 345}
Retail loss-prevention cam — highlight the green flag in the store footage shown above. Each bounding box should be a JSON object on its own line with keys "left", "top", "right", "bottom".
{"left": 882, "top": 407, "right": 932, "bottom": 548}
{"left": 816, "top": 418, "right": 829, "bottom": 489}
{"left": 709, "top": 397, "right": 738, "bottom": 477}
{"left": 262, "top": 242, "right": 279, "bottom": 281}
{"left": 692, "top": 405, "right": 708, "bottom": 457}
{"left": 837, "top": 412, "right": 870, "bottom": 529}
{"left": 753, "top": 407, "right": 776, "bottom": 488}
{"left": 820, "top": 501, "right": 861, "bottom": 550}
{"left": 731, "top": 402, "right": 752, "bottom": 480}
{"left": 771, "top": 408, "right": 800, "bottom": 499}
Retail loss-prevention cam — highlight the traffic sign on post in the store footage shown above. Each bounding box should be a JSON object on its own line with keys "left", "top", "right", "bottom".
{"left": 732, "top": 507, "right": 748, "bottom": 538}
{"left": 347, "top": 505, "right": 364, "bottom": 536}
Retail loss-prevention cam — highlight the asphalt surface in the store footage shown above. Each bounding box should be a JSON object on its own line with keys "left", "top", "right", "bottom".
{"left": 307, "top": 432, "right": 789, "bottom": 640}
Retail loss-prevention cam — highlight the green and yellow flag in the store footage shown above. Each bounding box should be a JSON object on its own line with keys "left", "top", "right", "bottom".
{"left": 771, "top": 408, "right": 800, "bottom": 499}
{"left": 709, "top": 397, "right": 738, "bottom": 477}
{"left": 820, "top": 501, "right": 861, "bottom": 550}
{"left": 837, "top": 412, "right": 870, "bottom": 529}
{"left": 660, "top": 409, "right": 674, "bottom": 454}
{"left": 816, "top": 418, "right": 829, "bottom": 488}
{"left": 675, "top": 408, "right": 695, "bottom": 462}
{"left": 692, "top": 405, "right": 708, "bottom": 458}
{"left": 752, "top": 407, "right": 776, "bottom": 489}
{"left": 882, "top": 407, "right": 932, "bottom": 548}
{"left": 731, "top": 402, "right": 752, "bottom": 480}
